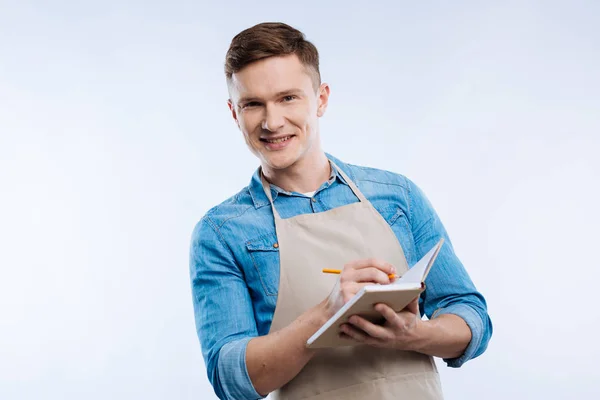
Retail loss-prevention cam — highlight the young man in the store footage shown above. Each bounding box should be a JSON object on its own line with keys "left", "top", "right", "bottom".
{"left": 190, "top": 22, "right": 492, "bottom": 400}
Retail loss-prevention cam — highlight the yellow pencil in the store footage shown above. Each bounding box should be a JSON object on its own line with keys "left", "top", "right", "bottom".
{"left": 322, "top": 268, "right": 398, "bottom": 280}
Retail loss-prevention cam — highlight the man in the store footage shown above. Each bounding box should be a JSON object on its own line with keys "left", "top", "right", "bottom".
{"left": 190, "top": 22, "right": 492, "bottom": 400}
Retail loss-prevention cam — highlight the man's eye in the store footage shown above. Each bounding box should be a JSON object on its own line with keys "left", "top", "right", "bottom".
{"left": 243, "top": 102, "right": 260, "bottom": 109}
{"left": 283, "top": 95, "right": 296, "bottom": 102}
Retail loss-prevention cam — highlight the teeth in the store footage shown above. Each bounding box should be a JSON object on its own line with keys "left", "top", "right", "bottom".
{"left": 266, "top": 136, "right": 291, "bottom": 144}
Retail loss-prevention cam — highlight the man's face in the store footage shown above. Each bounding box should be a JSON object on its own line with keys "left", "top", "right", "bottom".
{"left": 228, "top": 54, "right": 329, "bottom": 171}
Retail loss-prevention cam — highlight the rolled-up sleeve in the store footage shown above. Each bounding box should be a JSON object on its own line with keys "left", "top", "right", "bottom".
{"left": 189, "top": 217, "right": 265, "bottom": 400}
{"left": 406, "top": 178, "right": 493, "bottom": 368}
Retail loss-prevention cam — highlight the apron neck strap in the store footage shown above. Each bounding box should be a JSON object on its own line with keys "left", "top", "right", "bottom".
{"left": 329, "top": 161, "right": 368, "bottom": 203}
{"left": 259, "top": 160, "right": 368, "bottom": 220}
{"left": 260, "top": 169, "right": 282, "bottom": 220}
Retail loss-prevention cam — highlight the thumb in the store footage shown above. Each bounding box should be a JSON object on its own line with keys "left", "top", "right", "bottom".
{"left": 406, "top": 296, "right": 420, "bottom": 315}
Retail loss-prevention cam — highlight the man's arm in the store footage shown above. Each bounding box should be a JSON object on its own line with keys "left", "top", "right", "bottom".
{"left": 407, "top": 177, "right": 493, "bottom": 366}
{"left": 244, "top": 302, "right": 326, "bottom": 396}
{"left": 190, "top": 217, "right": 263, "bottom": 399}
{"left": 189, "top": 217, "right": 327, "bottom": 399}
{"left": 415, "top": 314, "right": 472, "bottom": 359}
{"left": 341, "top": 297, "right": 472, "bottom": 359}
{"left": 190, "top": 218, "right": 398, "bottom": 398}
{"left": 246, "top": 258, "right": 397, "bottom": 395}
{"left": 340, "top": 178, "right": 492, "bottom": 365}
{"left": 192, "top": 215, "right": 324, "bottom": 398}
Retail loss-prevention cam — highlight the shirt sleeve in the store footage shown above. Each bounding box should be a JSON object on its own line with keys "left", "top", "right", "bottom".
{"left": 406, "top": 178, "right": 493, "bottom": 367}
{"left": 189, "top": 217, "right": 265, "bottom": 400}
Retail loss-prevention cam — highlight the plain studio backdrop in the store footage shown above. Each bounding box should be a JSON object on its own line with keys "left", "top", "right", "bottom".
{"left": 1, "top": 1, "right": 599, "bottom": 399}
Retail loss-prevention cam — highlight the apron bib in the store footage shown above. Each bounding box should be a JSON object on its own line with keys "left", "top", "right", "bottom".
{"left": 262, "top": 161, "right": 443, "bottom": 400}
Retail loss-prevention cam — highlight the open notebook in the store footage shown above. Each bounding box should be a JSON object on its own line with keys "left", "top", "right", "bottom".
{"left": 306, "top": 238, "right": 445, "bottom": 349}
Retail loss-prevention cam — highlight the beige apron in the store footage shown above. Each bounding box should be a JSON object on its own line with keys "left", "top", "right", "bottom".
{"left": 262, "top": 161, "right": 443, "bottom": 400}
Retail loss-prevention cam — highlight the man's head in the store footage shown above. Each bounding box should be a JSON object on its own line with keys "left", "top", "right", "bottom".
{"left": 225, "top": 22, "right": 330, "bottom": 172}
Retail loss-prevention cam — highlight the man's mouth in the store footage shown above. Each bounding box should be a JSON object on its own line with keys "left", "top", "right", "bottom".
{"left": 261, "top": 135, "right": 294, "bottom": 144}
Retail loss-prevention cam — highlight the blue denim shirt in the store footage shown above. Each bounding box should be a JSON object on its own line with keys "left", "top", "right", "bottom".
{"left": 189, "top": 154, "right": 492, "bottom": 400}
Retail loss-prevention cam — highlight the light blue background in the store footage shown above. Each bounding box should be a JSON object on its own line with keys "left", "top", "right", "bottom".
{"left": 1, "top": 1, "right": 599, "bottom": 399}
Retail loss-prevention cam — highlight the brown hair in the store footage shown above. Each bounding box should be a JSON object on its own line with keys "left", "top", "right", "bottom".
{"left": 225, "top": 22, "right": 321, "bottom": 90}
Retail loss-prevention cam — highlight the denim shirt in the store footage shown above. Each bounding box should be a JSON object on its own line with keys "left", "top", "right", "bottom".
{"left": 189, "top": 154, "right": 492, "bottom": 400}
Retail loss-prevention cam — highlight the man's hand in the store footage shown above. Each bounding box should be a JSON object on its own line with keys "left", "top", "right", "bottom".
{"left": 339, "top": 296, "right": 422, "bottom": 351}
{"left": 339, "top": 297, "right": 473, "bottom": 359}
{"left": 324, "top": 258, "right": 396, "bottom": 318}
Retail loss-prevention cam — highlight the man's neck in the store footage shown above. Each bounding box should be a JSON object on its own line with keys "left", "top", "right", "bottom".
{"left": 262, "top": 151, "right": 331, "bottom": 194}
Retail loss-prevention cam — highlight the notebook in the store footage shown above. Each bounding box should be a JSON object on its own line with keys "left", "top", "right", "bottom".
{"left": 306, "top": 238, "right": 445, "bottom": 349}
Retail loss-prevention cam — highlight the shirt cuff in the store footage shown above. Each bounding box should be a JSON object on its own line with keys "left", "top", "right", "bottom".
{"left": 217, "top": 337, "right": 265, "bottom": 400}
{"left": 433, "top": 303, "right": 483, "bottom": 368}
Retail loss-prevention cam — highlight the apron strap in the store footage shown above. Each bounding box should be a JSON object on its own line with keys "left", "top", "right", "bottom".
{"left": 259, "top": 160, "right": 368, "bottom": 220}
{"left": 329, "top": 161, "right": 369, "bottom": 203}
{"left": 260, "top": 169, "right": 282, "bottom": 220}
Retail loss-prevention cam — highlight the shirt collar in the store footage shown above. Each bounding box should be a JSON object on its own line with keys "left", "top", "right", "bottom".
{"left": 248, "top": 153, "right": 354, "bottom": 209}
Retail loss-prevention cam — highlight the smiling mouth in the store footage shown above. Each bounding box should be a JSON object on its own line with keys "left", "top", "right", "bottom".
{"left": 261, "top": 135, "right": 294, "bottom": 144}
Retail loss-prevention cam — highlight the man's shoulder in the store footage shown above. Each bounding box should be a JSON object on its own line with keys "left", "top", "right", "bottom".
{"left": 193, "top": 185, "right": 258, "bottom": 237}
{"left": 338, "top": 157, "right": 412, "bottom": 192}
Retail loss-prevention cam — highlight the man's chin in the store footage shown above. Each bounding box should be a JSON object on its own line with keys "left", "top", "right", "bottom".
{"left": 261, "top": 153, "right": 300, "bottom": 172}
{"left": 264, "top": 159, "right": 297, "bottom": 171}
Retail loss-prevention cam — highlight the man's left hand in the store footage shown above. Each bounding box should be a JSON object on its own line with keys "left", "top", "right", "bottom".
{"left": 339, "top": 296, "right": 423, "bottom": 351}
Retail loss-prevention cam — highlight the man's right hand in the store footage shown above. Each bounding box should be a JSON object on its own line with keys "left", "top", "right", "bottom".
{"left": 323, "top": 258, "right": 397, "bottom": 318}
{"left": 246, "top": 258, "right": 396, "bottom": 396}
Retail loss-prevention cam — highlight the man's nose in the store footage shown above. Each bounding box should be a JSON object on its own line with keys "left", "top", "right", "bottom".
{"left": 261, "top": 104, "right": 285, "bottom": 132}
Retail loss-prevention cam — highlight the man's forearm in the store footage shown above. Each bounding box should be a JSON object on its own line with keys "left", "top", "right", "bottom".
{"left": 246, "top": 301, "right": 329, "bottom": 396}
{"left": 412, "top": 314, "right": 472, "bottom": 359}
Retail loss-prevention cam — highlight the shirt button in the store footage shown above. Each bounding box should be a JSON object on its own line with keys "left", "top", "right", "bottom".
{"left": 273, "top": 243, "right": 279, "bottom": 248}
{"left": 311, "top": 198, "right": 317, "bottom": 202}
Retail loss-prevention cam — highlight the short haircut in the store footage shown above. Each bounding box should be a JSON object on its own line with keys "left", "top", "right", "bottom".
{"left": 225, "top": 22, "right": 321, "bottom": 90}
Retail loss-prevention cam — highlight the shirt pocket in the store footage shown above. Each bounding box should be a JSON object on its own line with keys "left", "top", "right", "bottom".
{"left": 378, "top": 207, "right": 416, "bottom": 264}
{"left": 245, "top": 234, "right": 280, "bottom": 297}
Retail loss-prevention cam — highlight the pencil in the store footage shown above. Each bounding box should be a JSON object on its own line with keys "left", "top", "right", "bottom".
{"left": 322, "top": 268, "right": 398, "bottom": 280}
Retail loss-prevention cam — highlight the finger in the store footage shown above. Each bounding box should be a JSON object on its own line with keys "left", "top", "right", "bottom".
{"left": 340, "top": 282, "right": 373, "bottom": 303}
{"left": 338, "top": 331, "right": 353, "bottom": 340}
{"left": 374, "top": 303, "right": 401, "bottom": 325}
{"left": 348, "top": 315, "right": 392, "bottom": 340}
{"left": 405, "top": 296, "right": 420, "bottom": 315}
{"left": 344, "top": 258, "right": 395, "bottom": 275}
{"left": 346, "top": 267, "right": 391, "bottom": 285}
{"left": 340, "top": 323, "right": 368, "bottom": 342}
{"left": 341, "top": 324, "right": 386, "bottom": 348}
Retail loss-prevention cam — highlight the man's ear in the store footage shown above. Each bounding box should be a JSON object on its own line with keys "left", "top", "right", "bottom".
{"left": 316, "top": 83, "right": 331, "bottom": 117}
{"left": 227, "top": 99, "right": 241, "bottom": 130}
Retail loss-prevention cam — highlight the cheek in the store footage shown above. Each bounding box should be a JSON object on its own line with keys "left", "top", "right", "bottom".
{"left": 239, "top": 114, "right": 261, "bottom": 138}
{"left": 301, "top": 114, "right": 318, "bottom": 134}
{"left": 289, "top": 107, "right": 316, "bottom": 133}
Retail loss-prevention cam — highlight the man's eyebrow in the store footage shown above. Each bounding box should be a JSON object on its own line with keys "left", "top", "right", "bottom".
{"left": 238, "top": 95, "right": 260, "bottom": 104}
{"left": 238, "top": 89, "right": 303, "bottom": 104}
{"left": 274, "top": 89, "right": 303, "bottom": 97}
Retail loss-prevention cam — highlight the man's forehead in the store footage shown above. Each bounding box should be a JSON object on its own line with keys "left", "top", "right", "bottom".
{"left": 228, "top": 55, "right": 315, "bottom": 100}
